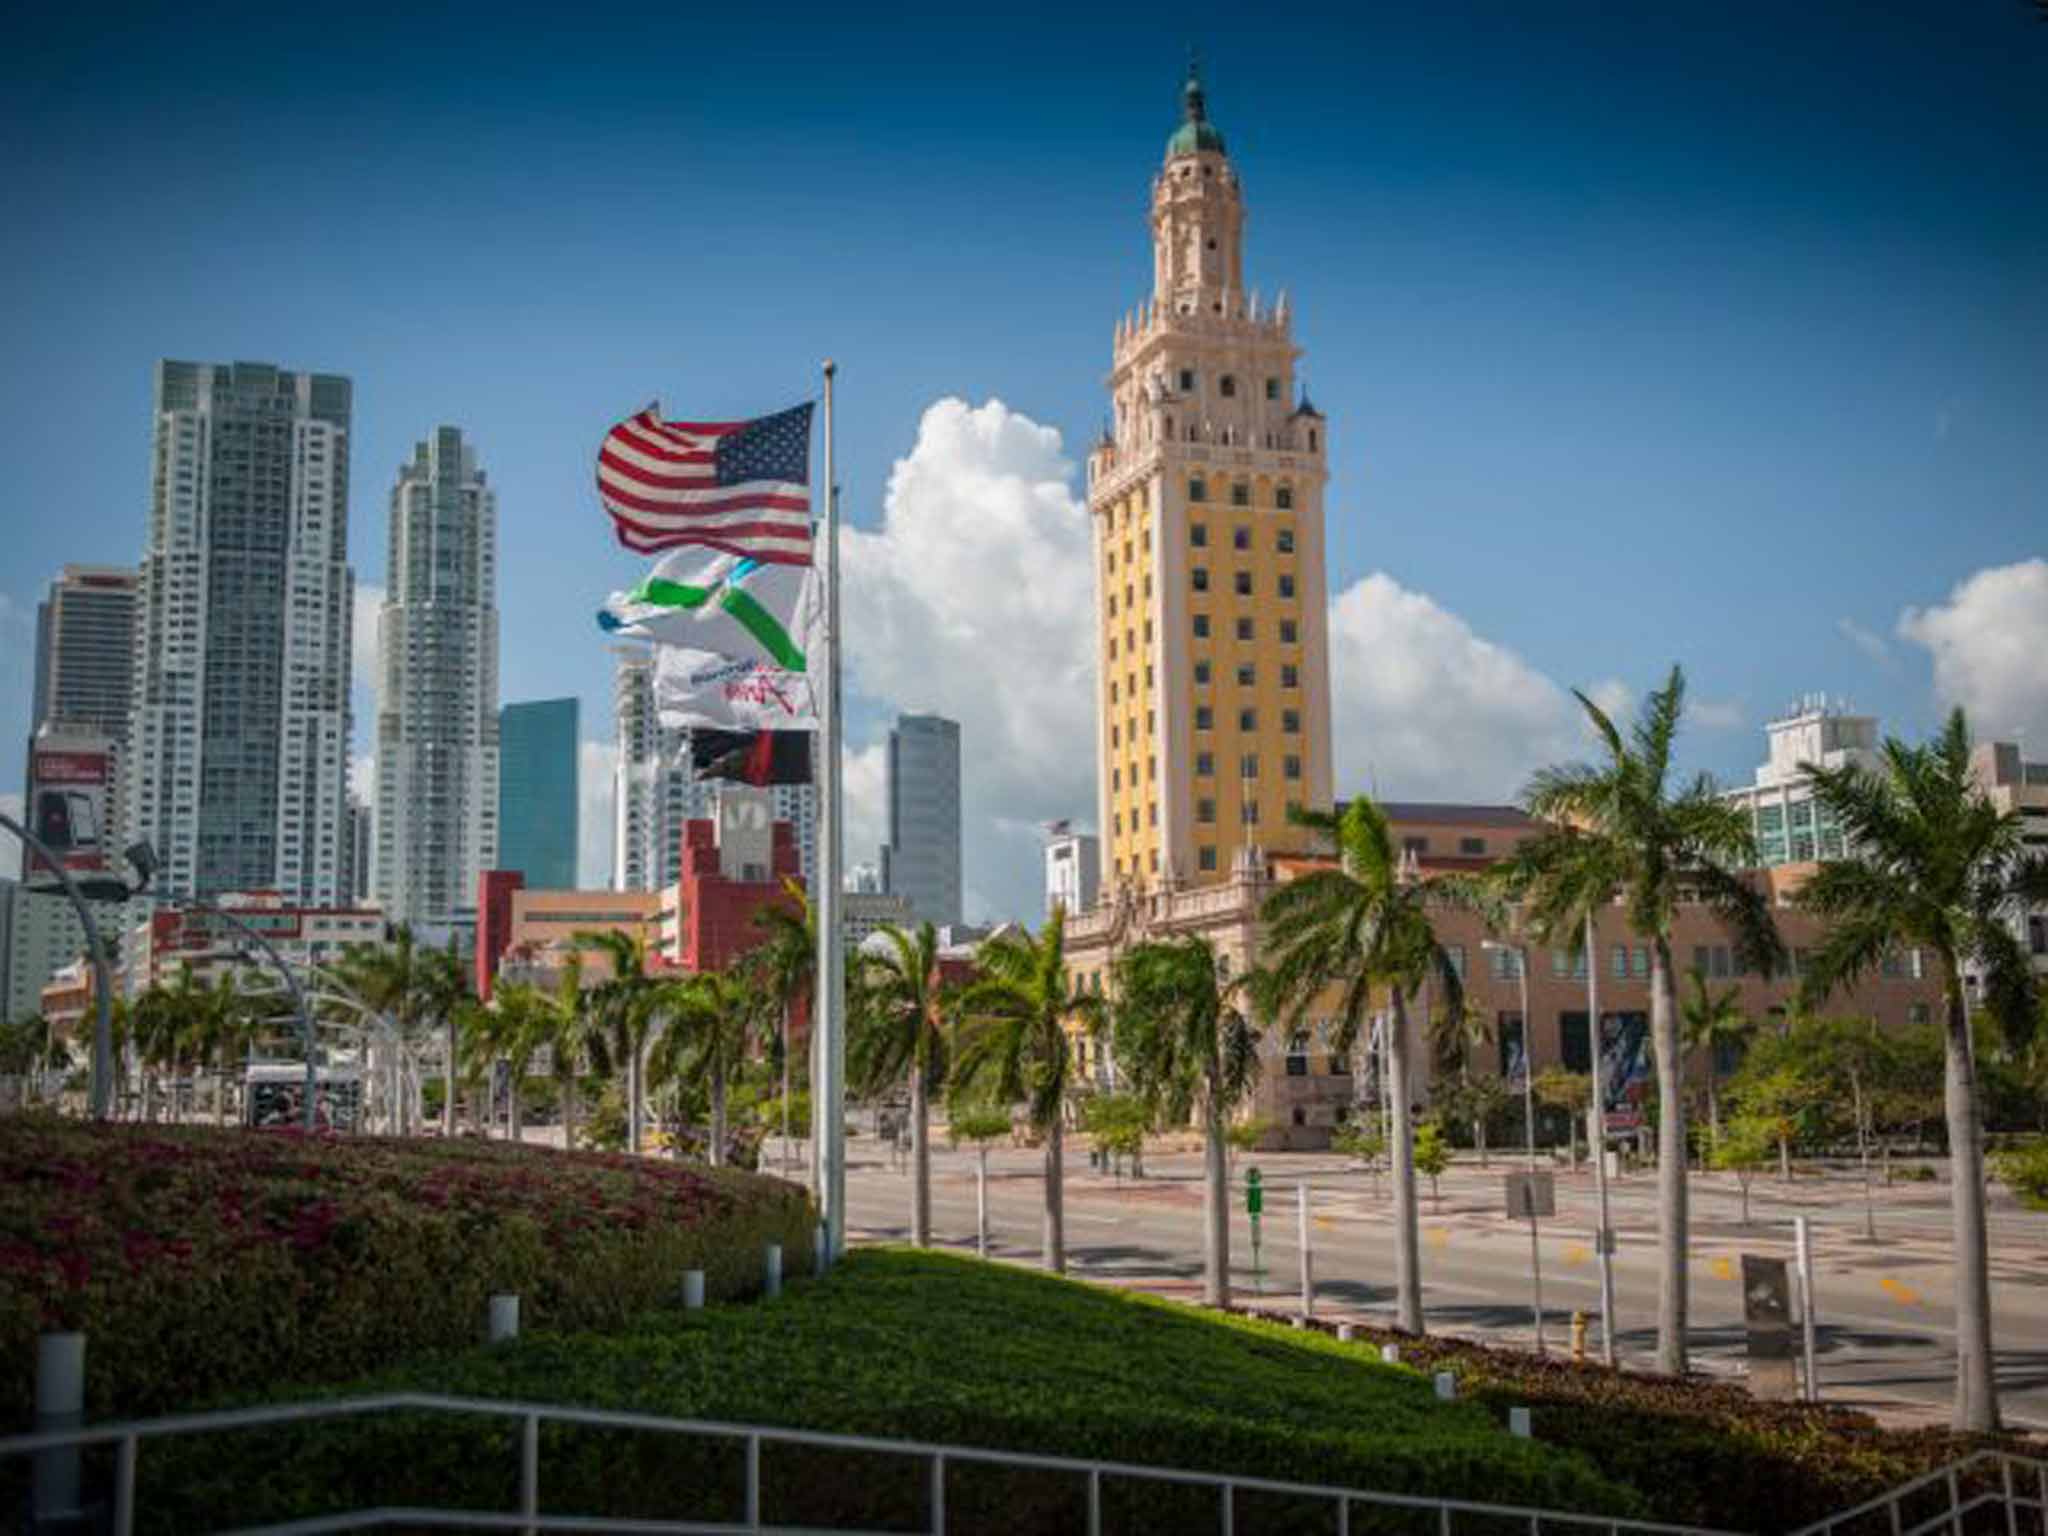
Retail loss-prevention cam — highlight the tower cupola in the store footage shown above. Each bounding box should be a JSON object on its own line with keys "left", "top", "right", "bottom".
{"left": 1165, "top": 63, "right": 1227, "bottom": 159}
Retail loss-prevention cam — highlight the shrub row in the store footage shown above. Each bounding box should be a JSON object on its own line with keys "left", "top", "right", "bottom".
{"left": 0, "top": 1117, "right": 814, "bottom": 1429}
{"left": 1228, "top": 1302, "right": 2030, "bottom": 1531}
{"left": 113, "top": 1250, "right": 1639, "bottom": 1534}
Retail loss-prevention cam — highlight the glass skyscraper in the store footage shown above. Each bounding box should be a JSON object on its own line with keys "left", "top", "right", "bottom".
{"left": 499, "top": 698, "right": 579, "bottom": 890}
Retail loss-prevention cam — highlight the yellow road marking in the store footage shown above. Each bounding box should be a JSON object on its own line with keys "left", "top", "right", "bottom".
{"left": 1710, "top": 1257, "right": 1735, "bottom": 1282}
{"left": 1563, "top": 1243, "right": 1590, "bottom": 1267}
{"left": 1880, "top": 1277, "right": 1923, "bottom": 1307}
{"left": 1313, "top": 1216, "right": 1339, "bottom": 1231}
{"left": 1425, "top": 1227, "right": 1449, "bottom": 1248}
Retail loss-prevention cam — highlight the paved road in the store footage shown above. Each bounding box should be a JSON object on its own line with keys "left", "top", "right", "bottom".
{"left": 843, "top": 1138, "right": 2048, "bottom": 1430}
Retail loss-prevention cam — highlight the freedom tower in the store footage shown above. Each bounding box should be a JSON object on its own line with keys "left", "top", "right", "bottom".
{"left": 1087, "top": 67, "right": 1335, "bottom": 894}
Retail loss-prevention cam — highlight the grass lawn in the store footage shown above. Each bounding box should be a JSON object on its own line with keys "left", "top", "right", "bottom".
{"left": 127, "top": 1248, "right": 1641, "bottom": 1534}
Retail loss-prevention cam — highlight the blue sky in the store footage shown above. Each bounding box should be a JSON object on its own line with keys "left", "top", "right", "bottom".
{"left": 4, "top": 1, "right": 2044, "bottom": 918}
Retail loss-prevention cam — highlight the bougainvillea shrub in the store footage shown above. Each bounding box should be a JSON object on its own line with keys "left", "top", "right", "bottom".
{"left": 0, "top": 1117, "right": 813, "bottom": 1427}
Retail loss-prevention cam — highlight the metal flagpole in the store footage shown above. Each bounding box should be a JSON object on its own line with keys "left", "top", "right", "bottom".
{"left": 815, "top": 359, "right": 848, "bottom": 1262}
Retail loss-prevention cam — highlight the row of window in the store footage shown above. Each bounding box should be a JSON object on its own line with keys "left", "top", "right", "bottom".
{"left": 1188, "top": 477, "right": 1294, "bottom": 510}
{"left": 1174, "top": 369, "right": 1284, "bottom": 402}
{"left": 1107, "top": 612, "right": 1304, "bottom": 660}
{"left": 1192, "top": 524, "right": 1293, "bottom": 553}
{"left": 1192, "top": 661, "right": 1302, "bottom": 690}
{"left": 1192, "top": 568, "right": 1295, "bottom": 598}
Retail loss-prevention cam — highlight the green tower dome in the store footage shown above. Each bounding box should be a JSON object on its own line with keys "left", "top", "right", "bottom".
{"left": 1166, "top": 65, "right": 1226, "bottom": 158}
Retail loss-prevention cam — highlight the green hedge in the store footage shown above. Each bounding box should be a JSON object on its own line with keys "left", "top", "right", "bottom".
{"left": 0, "top": 1117, "right": 814, "bottom": 1428}
{"left": 121, "top": 1250, "right": 1637, "bottom": 1534}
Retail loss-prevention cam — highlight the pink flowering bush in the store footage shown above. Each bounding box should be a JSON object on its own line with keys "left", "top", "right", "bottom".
{"left": 0, "top": 1117, "right": 813, "bottom": 1427}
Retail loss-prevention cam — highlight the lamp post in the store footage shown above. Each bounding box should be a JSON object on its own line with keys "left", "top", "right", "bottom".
{"left": 0, "top": 813, "right": 139, "bottom": 1120}
{"left": 1586, "top": 911, "right": 1618, "bottom": 1367}
{"left": 1483, "top": 938, "right": 1544, "bottom": 1354}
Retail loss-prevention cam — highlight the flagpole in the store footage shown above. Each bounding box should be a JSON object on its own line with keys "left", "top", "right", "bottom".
{"left": 815, "top": 359, "right": 848, "bottom": 1263}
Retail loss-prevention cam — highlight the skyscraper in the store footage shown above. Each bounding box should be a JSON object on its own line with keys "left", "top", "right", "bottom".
{"left": 373, "top": 427, "right": 500, "bottom": 929}
{"left": 128, "top": 361, "right": 355, "bottom": 903}
{"left": 613, "top": 648, "right": 816, "bottom": 893}
{"left": 31, "top": 565, "right": 137, "bottom": 751}
{"left": 499, "top": 698, "right": 579, "bottom": 890}
{"left": 1087, "top": 68, "right": 1334, "bottom": 891}
{"left": 881, "top": 713, "right": 962, "bottom": 926}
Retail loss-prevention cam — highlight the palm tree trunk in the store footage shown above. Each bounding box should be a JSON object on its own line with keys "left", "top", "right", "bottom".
{"left": 1707, "top": 1074, "right": 1720, "bottom": 1161}
{"left": 1388, "top": 989, "right": 1424, "bottom": 1334}
{"left": 1650, "top": 939, "right": 1690, "bottom": 1377}
{"left": 510, "top": 1065, "right": 524, "bottom": 1143}
{"left": 628, "top": 1042, "right": 643, "bottom": 1156}
{"left": 910, "top": 1061, "right": 931, "bottom": 1246}
{"left": 710, "top": 1052, "right": 728, "bottom": 1169}
{"left": 1044, "top": 1116, "right": 1066, "bottom": 1273}
{"left": 445, "top": 1020, "right": 458, "bottom": 1137}
{"left": 1203, "top": 1094, "right": 1229, "bottom": 1308}
{"left": 1946, "top": 977, "right": 1999, "bottom": 1431}
{"left": 563, "top": 1077, "right": 578, "bottom": 1152}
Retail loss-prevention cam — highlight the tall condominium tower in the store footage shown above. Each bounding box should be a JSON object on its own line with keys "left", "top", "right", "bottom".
{"left": 373, "top": 427, "right": 500, "bottom": 928}
{"left": 612, "top": 648, "right": 816, "bottom": 893}
{"left": 128, "top": 361, "right": 355, "bottom": 902}
{"left": 31, "top": 565, "right": 138, "bottom": 747}
{"left": 881, "top": 713, "right": 962, "bottom": 926}
{"left": 499, "top": 697, "right": 580, "bottom": 890}
{"left": 1086, "top": 69, "right": 1334, "bottom": 892}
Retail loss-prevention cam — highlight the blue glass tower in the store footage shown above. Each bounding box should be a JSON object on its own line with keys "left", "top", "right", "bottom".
{"left": 497, "top": 698, "right": 579, "bottom": 888}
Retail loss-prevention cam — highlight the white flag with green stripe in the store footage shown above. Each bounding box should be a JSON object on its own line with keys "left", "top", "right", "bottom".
{"left": 598, "top": 550, "right": 817, "bottom": 674}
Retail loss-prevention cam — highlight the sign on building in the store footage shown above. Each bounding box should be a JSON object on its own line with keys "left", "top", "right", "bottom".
{"left": 26, "top": 738, "right": 112, "bottom": 891}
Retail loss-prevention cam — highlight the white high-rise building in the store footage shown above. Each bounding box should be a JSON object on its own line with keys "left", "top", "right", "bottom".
{"left": 128, "top": 361, "right": 355, "bottom": 902}
{"left": 1044, "top": 827, "right": 1101, "bottom": 918}
{"left": 881, "top": 713, "right": 962, "bottom": 926}
{"left": 373, "top": 428, "right": 500, "bottom": 929}
{"left": 612, "top": 647, "right": 815, "bottom": 893}
{"left": 1721, "top": 694, "right": 1881, "bottom": 867}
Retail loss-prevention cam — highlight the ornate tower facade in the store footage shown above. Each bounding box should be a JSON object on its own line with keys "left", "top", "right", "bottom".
{"left": 1087, "top": 70, "right": 1335, "bottom": 894}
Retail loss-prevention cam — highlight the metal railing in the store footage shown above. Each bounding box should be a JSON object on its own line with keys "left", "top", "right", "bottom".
{"left": 0, "top": 1390, "right": 1735, "bottom": 1536}
{"left": 1786, "top": 1448, "right": 2048, "bottom": 1536}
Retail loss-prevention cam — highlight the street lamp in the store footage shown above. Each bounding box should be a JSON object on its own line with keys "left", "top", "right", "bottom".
{"left": 1482, "top": 937, "right": 1544, "bottom": 1355}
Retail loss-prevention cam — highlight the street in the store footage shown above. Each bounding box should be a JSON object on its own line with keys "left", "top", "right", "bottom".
{"left": 843, "top": 1135, "right": 2048, "bottom": 1430}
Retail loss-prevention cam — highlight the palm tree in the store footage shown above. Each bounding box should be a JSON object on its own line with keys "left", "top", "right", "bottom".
{"left": 752, "top": 879, "right": 815, "bottom": 1181}
{"left": 953, "top": 906, "right": 1105, "bottom": 1273}
{"left": 579, "top": 929, "right": 660, "bottom": 1154}
{"left": 1260, "top": 797, "right": 1479, "bottom": 1334}
{"left": 193, "top": 971, "right": 260, "bottom": 1126}
{"left": 1508, "top": 664, "right": 1785, "bottom": 1376}
{"left": 648, "top": 968, "right": 764, "bottom": 1167}
{"left": 133, "top": 965, "right": 203, "bottom": 1122}
{"left": 334, "top": 925, "right": 465, "bottom": 1136}
{"left": 851, "top": 922, "right": 952, "bottom": 1247}
{"left": 1112, "top": 934, "right": 1263, "bottom": 1308}
{"left": 1797, "top": 707, "right": 2048, "bottom": 1432}
{"left": 1680, "top": 968, "right": 1753, "bottom": 1158}
{"left": 544, "top": 954, "right": 591, "bottom": 1150}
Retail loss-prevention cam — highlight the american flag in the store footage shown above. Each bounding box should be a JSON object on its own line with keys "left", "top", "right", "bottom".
{"left": 597, "top": 402, "right": 815, "bottom": 564}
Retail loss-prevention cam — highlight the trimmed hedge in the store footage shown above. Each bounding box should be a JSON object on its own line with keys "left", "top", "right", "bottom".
{"left": 1229, "top": 1304, "right": 2033, "bottom": 1532}
{"left": 126, "top": 1250, "right": 1639, "bottom": 1534}
{"left": 0, "top": 1117, "right": 814, "bottom": 1428}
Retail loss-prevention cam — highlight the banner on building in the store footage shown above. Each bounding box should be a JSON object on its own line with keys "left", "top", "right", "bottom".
{"left": 1600, "top": 1012, "right": 1652, "bottom": 1130}
{"left": 653, "top": 647, "right": 818, "bottom": 731}
{"left": 26, "top": 739, "right": 113, "bottom": 891}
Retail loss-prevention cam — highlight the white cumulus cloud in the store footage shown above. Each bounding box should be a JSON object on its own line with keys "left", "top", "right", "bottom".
{"left": 841, "top": 399, "right": 1096, "bottom": 922}
{"left": 578, "top": 740, "right": 616, "bottom": 889}
{"left": 1898, "top": 558, "right": 2048, "bottom": 745}
{"left": 1837, "top": 617, "right": 1894, "bottom": 668}
{"left": 1327, "top": 573, "right": 1603, "bottom": 804}
{"left": 842, "top": 742, "right": 889, "bottom": 881}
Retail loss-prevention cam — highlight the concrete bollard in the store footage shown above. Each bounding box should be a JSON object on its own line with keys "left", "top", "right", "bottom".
{"left": 682, "top": 1269, "right": 706, "bottom": 1310}
{"left": 1509, "top": 1407, "right": 1533, "bottom": 1439}
{"left": 488, "top": 1294, "right": 520, "bottom": 1343}
{"left": 1336, "top": 1323, "right": 1355, "bottom": 1343}
{"left": 1570, "top": 1311, "right": 1588, "bottom": 1362}
{"left": 1379, "top": 1343, "right": 1400, "bottom": 1365}
{"left": 814, "top": 1223, "right": 829, "bottom": 1279}
{"left": 1434, "top": 1371, "right": 1457, "bottom": 1401}
{"left": 34, "top": 1332, "right": 84, "bottom": 1522}
{"left": 764, "top": 1242, "right": 783, "bottom": 1299}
